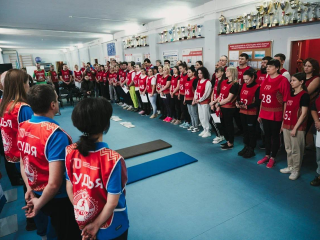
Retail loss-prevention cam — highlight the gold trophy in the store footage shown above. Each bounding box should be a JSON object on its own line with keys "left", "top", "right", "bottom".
{"left": 243, "top": 13, "right": 248, "bottom": 31}
{"left": 219, "top": 15, "right": 226, "bottom": 34}
{"left": 163, "top": 30, "right": 168, "bottom": 42}
{"left": 136, "top": 36, "right": 140, "bottom": 47}
{"left": 237, "top": 16, "right": 244, "bottom": 31}
{"left": 123, "top": 40, "right": 127, "bottom": 49}
{"left": 310, "top": 2, "right": 319, "bottom": 21}
{"left": 285, "top": 12, "right": 292, "bottom": 24}
{"left": 247, "top": 13, "right": 253, "bottom": 30}
{"left": 252, "top": 12, "right": 258, "bottom": 29}
{"left": 177, "top": 27, "right": 181, "bottom": 40}
{"left": 187, "top": 24, "right": 192, "bottom": 39}
{"left": 181, "top": 26, "right": 187, "bottom": 39}
{"left": 302, "top": 2, "right": 310, "bottom": 22}
{"left": 159, "top": 33, "right": 163, "bottom": 43}
{"left": 290, "top": 0, "right": 298, "bottom": 23}
{"left": 263, "top": 1, "right": 271, "bottom": 27}
{"left": 229, "top": 19, "right": 235, "bottom": 33}
{"left": 131, "top": 35, "right": 135, "bottom": 47}
{"left": 172, "top": 25, "right": 176, "bottom": 41}
{"left": 279, "top": 0, "right": 289, "bottom": 25}
{"left": 192, "top": 25, "right": 197, "bottom": 38}
{"left": 272, "top": 0, "right": 280, "bottom": 26}
{"left": 297, "top": 1, "right": 302, "bottom": 23}
{"left": 255, "top": 5, "right": 263, "bottom": 29}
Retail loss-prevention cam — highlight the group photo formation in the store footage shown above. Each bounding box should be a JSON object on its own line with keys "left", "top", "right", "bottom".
{"left": 0, "top": 0, "right": 320, "bottom": 240}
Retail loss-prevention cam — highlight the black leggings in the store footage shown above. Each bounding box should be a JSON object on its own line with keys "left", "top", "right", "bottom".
{"left": 262, "top": 119, "right": 282, "bottom": 158}
{"left": 240, "top": 113, "right": 258, "bottom": 148}
{"left": 234, "top": 108, "right": 243, "bottom": 131}
{"left": 221, "top": 108, "right": 236, "bottom": 144}
{"left": 170, "top": 95, "right": 180, "bottom": 119}
{"left": 162, "top": 94, "right": 172, "bottom": 117}
{"left": 180, "top": 95, "right": 191, "bottom": 123}
{"left": 53, "top": 82, "right": 60, "bottom": 98}
{"left": 135, "top": 90, "right": 143, "bottom": 109}
{"left": 142, "top": 94, "right": 151, "bottom": 114}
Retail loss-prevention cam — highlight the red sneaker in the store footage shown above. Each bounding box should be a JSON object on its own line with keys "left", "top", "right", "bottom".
{"left": 266, "top": 158, "right": 275, "bottom": 168}
{"left": 166, "top": 117, "right": 173, "bottom": 122}
{"left": 257, "top": 156, "right": 269, "bottom": 165}
{"left": 163, "top": 117, "right": 169, "bottom": 122}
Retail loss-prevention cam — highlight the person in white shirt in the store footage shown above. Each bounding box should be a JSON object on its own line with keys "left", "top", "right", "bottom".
{"left": 194, "top": 67, "right": 212, "bottom": 138}
{"left": 274, "top": 53, "right": 291, "bottom": 81}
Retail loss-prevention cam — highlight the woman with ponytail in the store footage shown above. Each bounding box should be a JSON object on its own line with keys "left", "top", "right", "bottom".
{"left": 280, "top": 73, "right": 309, "bottom": 180}
{"left": 66, "top": 98, "right": 129, "bottom": 240}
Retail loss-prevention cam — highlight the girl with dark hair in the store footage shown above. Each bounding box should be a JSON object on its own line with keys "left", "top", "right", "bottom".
{"left": 281, "top": 73, "right": 309, "bottom": 180}
{"left": 158, "top": 66, "right": 172, "bottom": 122}
{"left": 215, "top": 67, "right": 240, "bottom": 150}
{"left": 236, "top": 70, "right": 260, "bottom": 158}
{"left": 139, "top": 68, "right": 150, "bottom": 116}
{"left": 66, "top": 98, "right": 129, "bottom": 240}
{"left": 209, "top": 67, "right": 225, "bottom": 144}
{"left": 170, "top": 66, "right": 181, "bottom": 125}
{"left": 184, "top": 67, "right": 199, "bottom": 132}
{"left": 179, "top": 63, "right": 191, "bottom": 128}
{"left": 303, "top": 58, "right": 320, "bottom": 133}
{"left": 195, "top": 61, "right": 203, "bottom": 71}
{"left": 257, "top": 59, "right": 291, "bottom": 168}
{"left": 194, "top": 67, "right": 212, "bottom": 138}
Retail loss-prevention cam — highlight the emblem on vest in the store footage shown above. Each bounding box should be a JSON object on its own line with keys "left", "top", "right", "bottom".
{"left": 264, "top": 85, "right": 271, "bottom": 90}
{"left": 2, "top": 131, "right": 12, "bottom": 152}
{"left": 243, "top": 90, "right": 248, "bottom": 95}
{"left": 0, "top": 118, "right": 12, "bottom": 128}
{"left": 222, "top": 86, "right": 227, "bottom": 90}
{"left": 287, "top": 100, "right": 293, "bottom": 106}
{"left": 23, "top": 156, "right": 37, "bottom": 183}
{"left": 74, "top": 189, "right": 98, "bottom": 223}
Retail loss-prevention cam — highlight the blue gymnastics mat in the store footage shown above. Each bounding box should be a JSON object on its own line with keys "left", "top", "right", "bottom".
{"left": 127, "top": 152, "right": 197, "bottom": 184}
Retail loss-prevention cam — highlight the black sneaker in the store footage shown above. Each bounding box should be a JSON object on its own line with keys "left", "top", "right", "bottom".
{"left": 235, "top": 130, "right": 243, "bottom": 136}
{"left": 221, "top": 144, "right": 233, "bottom": 150}
{"left": 133, "top": 108, "right": 139, "bottom": 112}
{"left": 310, "top": 176, "right": 320, "bottom": 186}
{"left": 243, "top": 148, "right": 256, "bottom": 158}
{"left": 238, "top": 146, "right": 248, "bottom": 156}
{"left": 259, "top": 143, "right": 266, "bottom": 149}
{"left": 220, "top": 142, "right": 228, "bottom": 147}
{"left": 26, "top": 218, "right": 37, "bottom": 231}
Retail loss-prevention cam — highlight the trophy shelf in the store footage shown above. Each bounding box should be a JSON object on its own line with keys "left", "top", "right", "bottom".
{"left": 157, "top": 36, "right": 205, "bottom": 44}
{"left": 218, "top": 19, "right": 320, "bottom": 36}
{"left": 124, "top": 46, "right": 149, "bottom": 49}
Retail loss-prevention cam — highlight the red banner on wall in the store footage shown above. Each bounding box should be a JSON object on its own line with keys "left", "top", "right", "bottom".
{"left": 229, "top": 41, "right": 271, "bottom": 50}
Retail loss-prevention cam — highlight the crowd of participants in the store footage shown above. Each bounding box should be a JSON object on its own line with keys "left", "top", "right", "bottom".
{"left": 0, "top": 52, "right": 320, "bottom": 239}
{"left": 0, "top": 70, "right": 128, "bottom": 239}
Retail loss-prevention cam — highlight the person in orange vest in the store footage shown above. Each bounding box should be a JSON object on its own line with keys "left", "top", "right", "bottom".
{"left": 19, "top": 84, "right": 81, "bottom": 239}
{"left": 65, "top": 98, "right": 129, "bottom": 240}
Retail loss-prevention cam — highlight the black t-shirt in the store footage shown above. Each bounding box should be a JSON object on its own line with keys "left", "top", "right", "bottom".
{"left": 226, "top": 81, "right": 239, "bottom": 95}
{"left": 290, "top": 92, "right": 310, "bottom": 107}
{"left": 166, "top": 76, "right": 172, "bottom": 82}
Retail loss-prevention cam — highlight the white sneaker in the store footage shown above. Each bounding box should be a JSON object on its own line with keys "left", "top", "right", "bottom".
{"left": 157, "top": 110, "right": 161, "bottom": 114}
{"left": 127, "top": 106, "right": 133, "bottom": 111}
{"left": 199, "top": 130, "right": 205, "bottom": 136}
{"left": 192, "top": 128, "right": 200, "bottom": 133}
{"left": 280, "top": 167, "right": 293, "bottom": 174}
{"left": 202, "top": 131, "right": 211, "bottom": 138}
{"left": 289, "top": 171, "right": 300, "bottom": 180}
{"left": 213, "top": 136, "right": 224, "bottom": 144}
{"left": 187, "top": 126, "right": 194, "bottom": 131}
{"left": 183, "top": 123, "right": 190, "bottom": 129}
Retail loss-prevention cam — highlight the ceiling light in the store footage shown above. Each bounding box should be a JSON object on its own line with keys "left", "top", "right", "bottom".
{"left": 69, "top": 16, "right": 73, "bottom": 18}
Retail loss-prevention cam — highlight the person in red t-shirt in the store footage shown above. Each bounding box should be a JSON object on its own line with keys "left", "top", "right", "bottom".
{"left": 209, "top": 67, "right": 226, "bottom": 144}
{"left": 146, "top": 68, "right": 158, "bottom": 118}
{"left": 215, "top": 67, "right": 240, "bottom": 150}
{"left": 303, "top": 58, "right": 320, "bottom": 133}
{"left": 144, "top": 58, "right": 153, "bottom": 72}
{"left": 280, "top": 72, "right": 309, "bottom": 180}
{"left": 178, "top": 63, "right": 191, "bottom": 128}
{"left": 73, "top": 64, "right": 83, "bottom": 89}
{"left": 138, "top": 68, "right": 150, "bottom": 116}
{"left": 256, "top": 56, "right": 273, "bottom": 85}
{"left": 274, "top": 53, "right": 290, "bottom": 81}
{"left": 158, "top": 66, "right": 172, "bottom": 122}
{"left": 237, "top": 53, "right": 254, "bottom": 86}
{"left": 236, "top": 70, "right": 261, "bottom": 158}
{"left": 59, "top": 64, "right": 74, "bottom": 103}
{"left": 257, "top": 59, "right": 290, "bottom": 168}
{"left": 48, "top": 64, "right": 60, "bottom": 98}
{"left": 170, "top": 66, "right": 181, "bottom": 125}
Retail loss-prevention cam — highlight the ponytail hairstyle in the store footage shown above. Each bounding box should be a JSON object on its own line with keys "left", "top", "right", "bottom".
{"left": 292, "top": 72, "right": 307, "bottom": 91}
{"left": 243, "top": 69, "right": 257, "bottom": 82}
{"left": 215, "top": 67, "right": 226, "bottom": 96}
{"left": 71, "top": 98, "right": 113, "bottom": 156}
